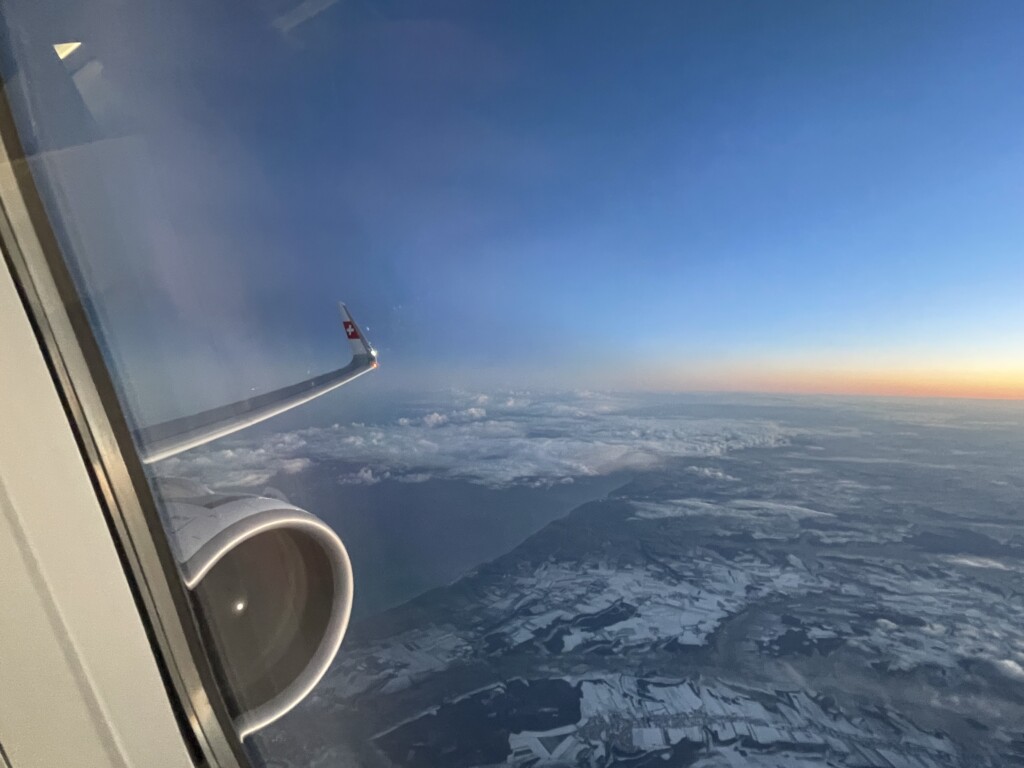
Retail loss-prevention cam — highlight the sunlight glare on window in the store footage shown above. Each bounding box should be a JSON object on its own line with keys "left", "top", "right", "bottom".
{"left": 52, "top": 41, "right": 81, "bottom": 60}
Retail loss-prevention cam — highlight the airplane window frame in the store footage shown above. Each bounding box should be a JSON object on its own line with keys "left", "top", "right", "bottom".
{"left": 0, "top": 82, "right": 253, "bottom": 768}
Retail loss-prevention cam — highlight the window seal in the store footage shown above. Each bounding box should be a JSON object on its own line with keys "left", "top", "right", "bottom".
{"left": 0, "top": 84, "right": 252, "bottom": 768}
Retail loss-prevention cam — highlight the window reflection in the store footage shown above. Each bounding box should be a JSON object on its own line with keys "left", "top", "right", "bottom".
{"left": 2, "top": 1, "right": 1023, "bottom": 767}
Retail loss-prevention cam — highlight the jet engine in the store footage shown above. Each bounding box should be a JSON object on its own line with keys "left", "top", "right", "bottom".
{"left": 155, "top": 477, "right": 353, "bottom": 737}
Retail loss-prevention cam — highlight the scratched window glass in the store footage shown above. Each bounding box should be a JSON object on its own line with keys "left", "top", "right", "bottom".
{"left": 3, "top": 1, "right": 1024, "bottom": 766}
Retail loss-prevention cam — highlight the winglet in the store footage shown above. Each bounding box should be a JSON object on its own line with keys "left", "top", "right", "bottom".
{"left": 339, "top": 302, "right": 377, "bottom": 364}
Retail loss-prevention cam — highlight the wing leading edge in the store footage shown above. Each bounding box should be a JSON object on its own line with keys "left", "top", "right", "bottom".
{"left": 136, "top": 303, "right": 378, "bottom": 464}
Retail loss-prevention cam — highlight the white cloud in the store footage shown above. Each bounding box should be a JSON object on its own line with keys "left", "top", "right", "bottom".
{"left": 632, "top": 498, "right": 832, "bottom": 522}
{"left": 994, "top": 659, "right": 1024, "bottom": 681}
{"left": 165, "top": 391, "right": 797, "bottom": 489}
{"left": 422, "top": 412, "right": 448, "bottom": 428}
{"left": 279, "top": 457, "right": 312, "bottom": 474}
{"left": 685, "top": 466, "right": 738, "bottom": 482}
{"left": 338, "top": 466, "right": 385, "bottom": 486}
{"left": 947, "top": 556, "right": 1010, "bottom": 571}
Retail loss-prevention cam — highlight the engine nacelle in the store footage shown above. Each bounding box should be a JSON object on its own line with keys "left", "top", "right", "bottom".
{"left": 156, "top": 478, "right": 352, "bottom": 737}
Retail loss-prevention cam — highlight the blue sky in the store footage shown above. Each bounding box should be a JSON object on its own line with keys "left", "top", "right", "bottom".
{"left": 7, "top": 0, "right": 1024, "bottom": 417}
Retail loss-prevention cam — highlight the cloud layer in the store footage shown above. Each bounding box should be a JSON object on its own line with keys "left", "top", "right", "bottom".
{"left": 158, "top": 391, "right": 795, "bottom": 489}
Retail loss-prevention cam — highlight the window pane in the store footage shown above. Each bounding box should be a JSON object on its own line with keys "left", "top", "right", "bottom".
{"left": 3, "top": 2, "right": 1023, "bottom": 767}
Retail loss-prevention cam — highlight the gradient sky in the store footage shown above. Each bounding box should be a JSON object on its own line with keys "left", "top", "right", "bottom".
{"left": 6, "top": 0, "right": 1024, "bottom": 419}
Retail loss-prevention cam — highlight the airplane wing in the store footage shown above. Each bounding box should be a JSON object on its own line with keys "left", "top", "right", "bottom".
{"left": 136, "top": 303, "right": 378, "bottom": 463}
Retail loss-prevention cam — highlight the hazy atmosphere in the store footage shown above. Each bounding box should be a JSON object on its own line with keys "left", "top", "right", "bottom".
{"left": 6, "top": 0, "right": 1024, "bottom": 419}
{"left": 4, "top": 1, "right": 1024, "bottom": 767}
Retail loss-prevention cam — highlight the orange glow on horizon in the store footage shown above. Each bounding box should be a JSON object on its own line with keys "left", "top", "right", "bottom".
{"left": 643, "top": 362, "right": 1024, "bottom": 401}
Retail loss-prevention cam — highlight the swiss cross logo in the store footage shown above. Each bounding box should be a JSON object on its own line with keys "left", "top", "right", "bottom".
{"left": 344, "top": 321, "right": 360, "bottom": 340}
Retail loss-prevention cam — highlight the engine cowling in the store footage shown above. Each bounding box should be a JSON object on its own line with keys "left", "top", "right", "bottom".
{"left": 156, "top": 478, "right": 352, "bottom": 737}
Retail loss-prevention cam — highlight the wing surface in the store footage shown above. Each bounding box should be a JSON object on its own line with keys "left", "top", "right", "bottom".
{"left": 137, "top": 303, "right": 377, "bottom": 463}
